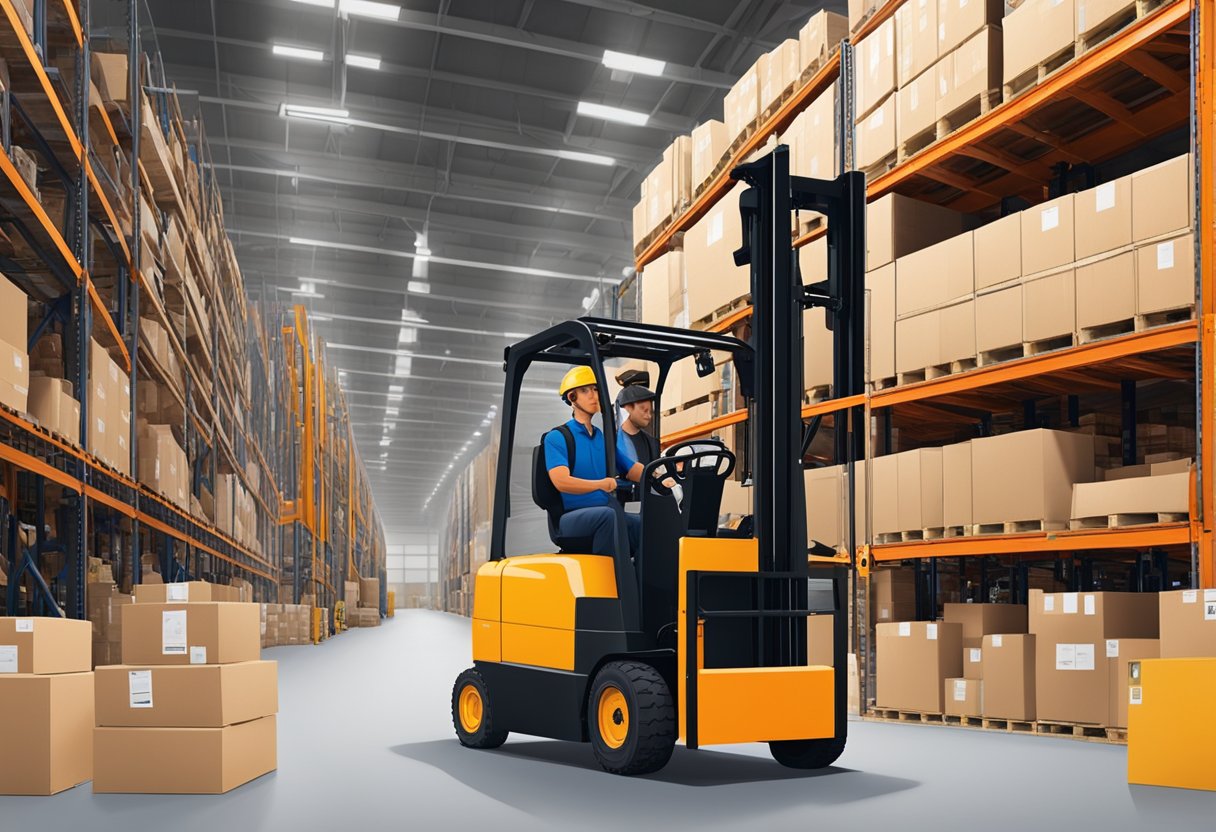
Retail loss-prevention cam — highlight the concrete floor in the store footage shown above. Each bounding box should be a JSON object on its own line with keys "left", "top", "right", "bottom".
{"left": 3, "top": 609, "right": 1213, "bottom": 830}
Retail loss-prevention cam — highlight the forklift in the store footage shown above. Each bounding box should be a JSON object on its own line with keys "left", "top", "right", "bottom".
{"left": 451, "top": 146, "right": 866, "bottom": 775}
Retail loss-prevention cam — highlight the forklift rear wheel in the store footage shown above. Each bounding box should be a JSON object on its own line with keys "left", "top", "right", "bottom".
{"left": 452, "top": 668, "right": 508, "bottom": 749}
{"left": 588, "top": 661, "right": 675, "bottom": 776}
{"left": 769, "top": 736, "right": 846, "bottom": 769}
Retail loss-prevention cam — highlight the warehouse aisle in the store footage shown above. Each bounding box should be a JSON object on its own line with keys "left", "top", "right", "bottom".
{"left": 3, "top": 611, "right": 1213, "bottom": 829}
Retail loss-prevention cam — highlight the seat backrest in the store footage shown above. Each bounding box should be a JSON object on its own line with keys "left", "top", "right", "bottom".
{"left": 532, "top": 425, "right": 575, "bottom": 535}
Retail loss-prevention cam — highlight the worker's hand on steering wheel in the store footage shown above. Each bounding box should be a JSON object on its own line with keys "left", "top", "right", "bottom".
{"left": 598, "top": 477, "right": 617, "bottom": 493}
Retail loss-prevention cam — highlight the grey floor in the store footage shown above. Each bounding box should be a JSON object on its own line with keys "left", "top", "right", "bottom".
{"left": 3, "top": 610, "right": 1213, "bottom": 830}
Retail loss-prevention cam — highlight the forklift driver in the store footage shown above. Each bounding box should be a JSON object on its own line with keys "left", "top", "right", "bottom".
{"left": 544, "top": 366, "right": 644, "bottom": 558}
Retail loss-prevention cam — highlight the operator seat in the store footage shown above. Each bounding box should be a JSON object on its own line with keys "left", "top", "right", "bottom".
{"left": 531, "top": 444, "right": 595, "bottom": 554}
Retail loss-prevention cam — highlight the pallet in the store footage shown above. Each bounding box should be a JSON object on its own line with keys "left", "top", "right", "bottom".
{"left": 982, "top": 717, "right": 1036, "bottom": 734}
{"left": 726, "top": 118, "right": 762, "bottom": 157}
{"left": 861, "top": 151, "right": 899, "bottom": 182}
{"left": 973, "top": 519, "right": 1069, "bottom": 535}
{"left": 1033, "top": 720, "right": 1113, "bottom": 742}
{"left": 1026, "top": 333, "right": 1077, "bottom": 357}
{"left": 1079, "top": 317, "right": 1137, "bottom": 344}
{"left": 761, "top": 82, "right": 798, "bottom": 122}
{"left": 876, "top": 528, "right": 945, "bottom": 544}
{"left": 978, "top": 343, "right": 1028, "bottom": 367}
{"left": 1137, "top": 305, "right": 1196, "bottom": 331}
{"left": 869, "top": 708, "right": 947, "bottom": 725}
{"left": 944, "top": 525, "right": 969, "bottom": 539}
{"left": 897, "top": 124, "right": 937, "bottom": 164}
{"left": 935, "top": 89, "right": 1000, "bottom": 140}
{"left": 690, "top": 294, "right": 750, "bottom": 331}
{"left": 943, "top": 714, "right": 985, "bottom": 728}
{"left": 796, "top": 211, "right": 826, "bottom": 239}
{"left": 896, "top": 363, "right": 952, "bottom": 386}
{"left": 804, "top": 384, "right": 833, "bottom": 404}
{"left": 1002, "top": 42, "right": 1077, "bottom": 102}
{"left": 1106, "top": 727, "right": 1129, "bottom": 743}
{"left": 1076, "top": 0, "right": 1168, "bottom": 54}
{"left": 1068, "top": 512, "right": 1187, "bottom": 530}
{"left": 871, "top": 375, "right": 900, "bottom": 391}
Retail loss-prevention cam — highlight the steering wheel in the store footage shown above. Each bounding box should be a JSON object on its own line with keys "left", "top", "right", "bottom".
{"left": 644, "top": 440, "right": 737, "bottom": 496}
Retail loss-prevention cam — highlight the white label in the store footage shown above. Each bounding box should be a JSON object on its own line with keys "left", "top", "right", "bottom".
{"left": 189, "top": 646, "right": 207, "bottom": 664}
{"left": 1084, "top": 594, "right": 1096, "bottom": 616}
{"left": 1051, "top": 0, "right": 1063, "bottom": 6}
{"left": 1041, "top": 206, "right": 1060, "bottom": 232}
{"left": 898, "top": 622, "right": 911, "bottom": 637}
{"left": 992, "top": 635, "right": 1003, "bottom": 648}
{"left": 128, "top": 670, "right": 153, "bottom": 708}
{"left": 939, "top": 76, "right": 948, "bottom": 96}
{"left": 1206, "top": 601, "right": 1216, "bottom": 622}
{"left": 1056, "top": 643, "right": 1076, "bottom": 670}
{"left": 1157, "top": 241, "right": 1175, "bottom": 270}
{"left": 1106, "top": 639, "right": 1120, "bottom": 658}
{"left": 1130, "top": 686, "right": 1143, "bottom": 705}
{"left": 162, "top": 610, "right": 187, "bottom": 655}
{"left": 1044, "top": 595, "right": 1055, "bottom": 612}
{"left": 96, "top": 417, "right": 105, "bottom": 434}
{"left": 707, "top": 212, "right": 724, "bottom": 246}
{"left": 1063, "top": 593, "right": 1079, "bottom": 614}
{"left": 14, "top": 619, "right": 33, "bottom": 633}
{"left": 1183, "top": 589, "right": 1198, "bottom": 603}
{"left": 1095, "top": 181, "right": 1116, "bottom": 212}
{"left": 926, "top": 623, "right": 938, "bottom": 640}
{"left": 0, "top": 645, "right": 16, "bottom": 674}
{"left": 1075, "top": 644, "right": 1096, "bottom": 671}
{"left": 969, "top": 648, "right": 982, "bottom": 663}
{"left": 167, "top": 584, "right": 189, "bottom": 602}
{"left": 953, "top": 680, "right": 968, "bottom": 701}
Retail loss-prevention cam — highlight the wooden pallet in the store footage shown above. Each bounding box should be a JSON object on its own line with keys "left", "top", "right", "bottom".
{"left": 871, "top": 375, "right": 900, "bottom": 391}
{"left": 978, "top": 343, "right": 1028, "bottom": 367}
{"left": 804, "top": 384, "right": 833, "bottom": 404}
{"left": 1003, "top": 42, "right": 1077, "bottom": 102}
{"left": 726, "top": 118, "right": 762, "bottom": 157}
{"left": 869, "top": 708, "right": 947, "bottom": 725}
{"left": 1026, "top": 333, "right": 1078, "bottom": 357}
{"left": 1079, "top": 317, "right": 1137, "bottom": 344}
{"left": 1076, "top": 0, "right": 1168, "bottom": 54}
{"left": 943, "top": 714, "right": 985, "bottom": 728}
{"left": 937, "top": 90, "right": 1000, "bottom": 140}
{"left": 1068, "top": 512, "right": 1187, "bottom": 530}
{"left": 944, "top": 525, "right": 969, "bottom": 538}
{"left": 898, "top": 124, "right": 937, "bottom": 164}
{"left": 861, "top": 151, "right": 900, "bottom": 182}
{"left": 982, "top": 717, "right": 1036, "bottom": 734}
{"left": 691, "top": 294, "right": 750, "bottom": 331}
{"left": 761, "top": 82, "right": 798, "bottom": 122}
{"left": 896, "top": 363, "right": 952, "bottom": 386}
{"left": 973, "top": 519, "right": 1069, "bottom": 535}
{"left": 1137, "top": 305, "right": 1196, "bottom": 331}
{"left": 1033, "top": 720, "right": 1114, "bottom": 742}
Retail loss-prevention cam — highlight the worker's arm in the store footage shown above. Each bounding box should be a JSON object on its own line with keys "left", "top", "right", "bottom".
{"left": 625, "top": 461, "right": 644, "bottom": 483}
{"left": 548, "top": 466, "right": 615, "bottom": 494}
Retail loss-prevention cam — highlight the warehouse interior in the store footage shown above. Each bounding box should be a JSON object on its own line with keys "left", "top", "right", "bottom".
{"left": 0, "top": 0, "right": 1215, "bottom": 824}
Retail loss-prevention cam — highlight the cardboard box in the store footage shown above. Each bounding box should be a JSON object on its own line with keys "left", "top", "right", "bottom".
{"left": 850, "top": 0, "right": 880, "bottom": 30}
{"left": 975, "top": 283, "right": 1022, "bottom": 354}
{"left": 896, "top": 448, "right": 944, "bottom": 532}
{"left": 1076, "top": 251, "right": 1136, "bottom": 330}
{"left": 1136, "top": 232, "right": 1195, "bottom": 316}
{"left": 1003, "top": 0, "right": 1076, "bottom": 84}
{"left": 93, "top": 714, "right": 276, "bottom": 794}
{"left": 808, "top": 612, "right": 835, "bottom": 667}
{"left": 95, "top": 661, "right": 277, "bottom": 728}
{"left": 94, "top": 52, "right": 129, "bottom": 102}
{"left": 869, "top": 264, "right": 897, "bottom": 381}
{"left": 685, "top": 184, "right": 748, "bottom": 322}
{"left": 640, "top": 251, "right": 677, "bottom": 326}
{"left": 800, "top": 10, "right": 850, "bottom": 72}
{"left": 0, "top": 672, "right": 93, "bottom": 795}
{"left": 974, "top": 213, "right": 1021, "bottom": 290}
{"left": 971, "top": 429, "right": 1095, "bottom": 525}
{"left": 121, "top": 603, "right": 260, "bottom": 666}
{"left": 944, "top": 603, "right": 1029, "bottom": 649}
{"left": 873, "top": 453, "right": 901, "bottom": 535}
{"left": 1158, "top": 589, "right": 1216, "bottom": 658}
{"left": 855, "top": 93, "right": 896, "bottom": 171}
{"left": 788, "top": 82, "right": 837, "bottom": 180}
{"left": 1109, "top": 639, "right": 1159, "bottom": 728}
{"left": 937, "top": 0, "right": 1004, "bottom": 55}
{"left": 724, "top": 61, "right": 760, "bottom": 142}
{"left": 1131, "top": 154, "right": 1192, "bottom": 242}
{"left": 896, "top": 0, "right": 938, "bottom": 86}
{"left": 0, "top": 338, "right": 29, "bottom": 412}
{"left": 803, "top": 307, "right": 834, "bottom": 392}
{"left": 898, "top": 65, "right": 938, "bottom": 145}
{"left": 1070, "top": 472, "right": 1189, "bottom": 520}
{"left": 1075, "top": 175, "right": 1133, "bottom": 260}
{"left": 981, "top": 634, "right": 1036, "bottom": 720}
{"left": 855, "top": 16, "right": 896, "bottom": 119}
{"left": 895, "top": 308, "right": 940, "bottom": 373}
{"left": 1022, "top": 268, "right": 1075, "bottom": 343}
{"left": 806, "top": 466, "right": 842, "bottom": 550}
{"left": 873, "top": 569, "right": 917, "bottom": 623}
{"left": 1021, "top": 194, "right": 1075, "bottom": 277}
{"left": 1076, "top": 0, "right": 1135, "bottom": 36}
{"left": 359, "top": 577, "right": 380, "bottom": 608}
{"left": 761, "top": 39, "right": 799, "bottom": 112}
{"left": 663, "top": 135, "right": 692, "bottom": 216}
{"left": 867, "top": 192, "right": 969, "bottom": 270}
{"left": 936, "top": 26, "right": 1001, "bottom": 119}
{"left": 896, "top": 231, "right": 974, "bottom": 315}
{"left": 876, "top": 621, "right": 964, "bottom": 712}
{"left": 133, "top": 581, "right": 221, "bottom": 604}
{"left": 943, "top": 441, "right": 972, "bottom": 528}
{"left": 28, "top": 376, "right": 78, "bottom": 442}
{"left": 963, "top": 645, "right": 985, "bottom": 679}
{"left": 0, "top": 272, "right": 27, "bottom": 349}
{"left": 691, "top": 119, "right": 728, "bottom": 191}
{"left": 0, "top": 617, "right": 91, "bottom": 674}
{"left": 944, "top": 677, "right": 982, "bottom": 716}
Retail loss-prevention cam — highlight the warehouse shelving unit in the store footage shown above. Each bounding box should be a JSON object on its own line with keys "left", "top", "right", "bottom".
{"left": 0, "top": 0, "right": 384, "bottom": 625}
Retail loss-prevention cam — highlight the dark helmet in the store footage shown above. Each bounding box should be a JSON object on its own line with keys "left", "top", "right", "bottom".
{"left": 616, "top": 384, "right": 655, "bottom": 408}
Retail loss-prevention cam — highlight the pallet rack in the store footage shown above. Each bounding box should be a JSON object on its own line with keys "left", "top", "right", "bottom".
{"left": 0, "top": 0, "right": 384, "bottom": 625}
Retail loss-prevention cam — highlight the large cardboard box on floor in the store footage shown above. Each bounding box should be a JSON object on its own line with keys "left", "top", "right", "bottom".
{"left": 93, "top": 714, "right": 277, "bottom": 794}
{"left": 873, "top": 568, "right": 917, "bottom": 623}
{"left": 691, "top": 119, "right": 728, "bottom": 192}
{"left": 896, "top": 0, "right": 938, "bottom": 86}
{"left": 876, "top": 621, "right": 964, "bottom": 712}
{"left": 1131, "top": 154, "right": 1192, "bottom": 242}
{"left": 1003, "top": 0, "right": 1076, "bottom": 85}
{"left": 0, "top": 672, "right": 94, "bottom": 795}
{"left": 981, "top": 634, "right": 1036, "bottom": 720}
{"left": 1021, "top": 194, "right": 1075, "bottom": 277}
{"left": 685, "top": 184, "right": 748, "bottom": 322}
{"left": 974, "top": 213, "right": 1021, "bottom": 290}
{"left": 937, "top": 0, "right": 1004, "bottom": 55}
{"left": 121, "top": 603, "right": 260, "bottom": 666}
{"left": 134, "top": 581, "right": 224, "bottom": 604}
{"left": 1075, "top": 175, "right": 1133, "bottom": 260}
{"left": 896, "top": 448, "right": 944, "bottom": 533}
{"left": 943, "top": 441, "right": 973, "bottom": 528}
{"left": 855, "top": 16, "right": 897, "bottom": 119}
{"left": 944, "top": 603, "right": 1029, "bottom": 649}
{"left": 1136, "top": 232, "right": 1195, "bottom": 316}
{"left": 1076, "top": 251, "right": 1136, "bottom": 331}
{"left": 944, "top": 678, "right": 982, "bottom": 717}
{"left": 868, "top": 192, "right": 970, "bottom": 270}
{"left": 1158, "top": 589, "right": 1216, "bottom": 658}
{"left": 1030, "top": 589, "right": 1159, "bottom": 724}
{"left": 95, "top": 661, "right": 277, "bottom": 728}
{"left": 1070, "top": 472, "right": 1189, "bottom": 522}
{"left": 936, "top": 26, "right": 1001, "bottom": 119}
{"left": 971, "top": 429, "right": 1095, "bottom": 526}
{"left": 0, "top": 616, "right": 91, "bottom": 674}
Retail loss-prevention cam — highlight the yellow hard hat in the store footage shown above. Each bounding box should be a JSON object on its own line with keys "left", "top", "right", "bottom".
{"left": 558, "top": 366, "right": 597, "bottom": 401}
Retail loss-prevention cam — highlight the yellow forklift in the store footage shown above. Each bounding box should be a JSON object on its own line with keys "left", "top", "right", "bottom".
{"left": 451, "top": 147, "right": 866, "bottom": 775}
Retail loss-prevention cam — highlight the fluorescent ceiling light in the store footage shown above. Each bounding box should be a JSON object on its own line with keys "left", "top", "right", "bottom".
{"left": 473, "top": 431, "right": 482, "bottom": 437}
{"left": 278, "top": 103, "right": 352, "bottom": 125}
{"left": 388, "top": 384, "right": 404, "bottom": 393}
{"left": 400, "top": 309, "right": 427, "bottom": 324}
{"left": 310, "top": 314, "right": 332, "bottom": 321}
{"left": 379, "top": 438, "right": 392, "bottom": 447}
{"left": 385, "top": 407, "right": 399, "bottom": 417}
{"left": 407, "top": 280, "right": 431, "bottom": 294}
{"left": 557, "top": 149, "right": 615, "bottom": 166}
{"left": 346, "top": 53, "right": 382, "bottom": 70}
{"left": 273, "top": 44, "right": 324, "bottom": 61}
{"left": 576, "top": 101, "right": 649, "bottom": 127}
{"left": 379, "top": 451, "right": 388, "bottom": 459}
{"left": 342, "top": 0, "right": 400, "bottom": 19}
{"left": 398, "top": 326, "right": 417, "bottom": 345}
{"left": 602, "top": 50, "right": 665, "bottom": 77}
{"left": 289, "top": 290, "right": 326, "bottom": 299}
{"left": 387, "top": 393, "right": 403, "bottom": 402}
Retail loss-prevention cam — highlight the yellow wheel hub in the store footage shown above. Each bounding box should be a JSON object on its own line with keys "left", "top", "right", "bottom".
{"left": 459, "top": 684, "right": 484, "bottom": 733}
{"left": 597, "top": 686, "right": 630, "bottom": 750}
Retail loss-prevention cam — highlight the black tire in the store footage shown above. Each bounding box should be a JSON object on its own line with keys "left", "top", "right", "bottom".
{"left": 587, "top": 661, "right": 675, "bottom": 776}
{"left": 769, "top": 735, "right": 846, "bottom": 769}
{"left": 452, "top": 667, "right": 508, "bottom": 749}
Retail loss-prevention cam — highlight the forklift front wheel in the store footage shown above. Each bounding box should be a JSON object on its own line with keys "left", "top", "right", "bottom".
{"left": 587, "top": 661, "right": 675, "bottom": 776}
{"left": 769, "top": 736, "right": 846, "bottom": 769}
{"left": 452, "top": 668, "right": 508, "bottom": 750}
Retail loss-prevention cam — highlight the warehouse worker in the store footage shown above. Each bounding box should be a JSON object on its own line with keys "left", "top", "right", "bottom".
{"left": 544, "top": 366, "right": 643, "bottom": 558}
{"left": 615, "top": 383, "right": 660, "bottom": 467}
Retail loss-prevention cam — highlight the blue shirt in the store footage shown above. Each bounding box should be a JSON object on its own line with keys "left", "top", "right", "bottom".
{"left": 544, "top": 417, "right": 637, "bottom": 510}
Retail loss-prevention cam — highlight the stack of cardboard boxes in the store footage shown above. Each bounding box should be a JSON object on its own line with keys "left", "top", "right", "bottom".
{"left": 136, "top": 423, "right": 189, "bottom": 510}
{"left": 349, "top": 577, "right": 382, "bottom": 628}
{"left": 87, "top": 581, "right": 133, "bottom": 667}
{"left": 86, "top": 338, "right": 131, "bottom": 475}
{"left": 0, "top": 617, "right": 94, "bottom": 794}
{"left": 94, "top": 598, "right": 276, "bottom": 793}
{"left": 0, "top": 274, "right": 30, "bottom": 414}
{"left": 260, "top": 603, "right": 312, "bottom": 647}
